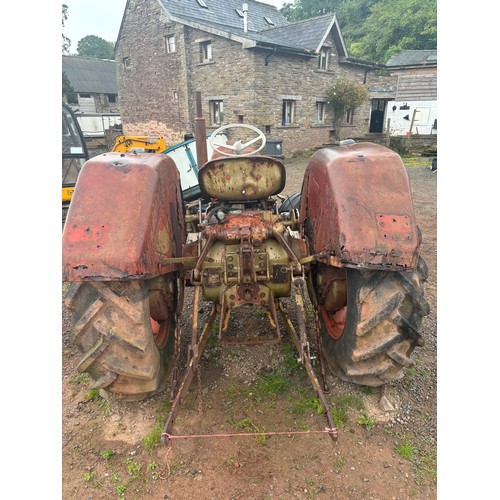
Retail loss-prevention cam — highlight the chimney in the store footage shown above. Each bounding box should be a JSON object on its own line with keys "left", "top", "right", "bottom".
{"left": 242, "top": 3, "right": 248, "bottom": 33}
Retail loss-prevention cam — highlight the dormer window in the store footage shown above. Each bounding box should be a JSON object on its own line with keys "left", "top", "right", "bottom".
{"left": 196, "top": 0, "right": 208, "bottom": 8}
{"left": 264, "top": 17, "right": 275, "bottom": 26}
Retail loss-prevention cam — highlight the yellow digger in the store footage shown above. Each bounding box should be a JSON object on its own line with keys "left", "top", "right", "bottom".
{"left": 111, "top": 135, "right": 167, "bottom": 153}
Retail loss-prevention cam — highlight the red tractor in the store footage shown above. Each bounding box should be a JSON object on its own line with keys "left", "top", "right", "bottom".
{"left": 62, "top": 99, "right": 428, "bottom": 440}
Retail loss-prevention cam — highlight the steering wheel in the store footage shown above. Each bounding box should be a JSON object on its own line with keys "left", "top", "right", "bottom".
{"left": 209, "top": 124, "right": 266, "bottom": 157}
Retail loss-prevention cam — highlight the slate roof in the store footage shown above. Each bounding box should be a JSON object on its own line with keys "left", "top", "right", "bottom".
{"left": 386, "top": 50, "right": 437, "bottom": 67}
{"left": 156, "top": 0, "right": 342, "bottom": 55}
{"left": 62, "top": 56, "right": 118, "bottom": 94}
{"left": 259, "top": 14, "right": 336, "bottom": 52}
{"left": 160, "top": 0, "right": 288, "bottom": 33}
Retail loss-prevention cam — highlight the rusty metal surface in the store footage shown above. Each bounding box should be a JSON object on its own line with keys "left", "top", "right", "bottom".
{"left": 199, "top": 156, "right": 286, "bottom": 200}
{"left": 62, "top": 152, "right": 184, "bottom": 281}
{"left": 300, "top": 143, "right": 420, "bottom": 270}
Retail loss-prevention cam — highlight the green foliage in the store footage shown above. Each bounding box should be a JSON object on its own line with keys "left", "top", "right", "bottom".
{"left": 330, "top": 393, "right": 365, "bottom": 427}
{"left": 100, "top": 448, "right": 114, "bottom": 460}
{"left": 62, "top": 4, "right": 71, "bottom": 54}
{"left": 83, "top": 471, "right": 95, "bottom": 482}
{"left": 327, "top": 76, "right": 369, "bottom": 111}
{"left": 357, "top": 412, "right": 376, "bottom": 431}
{"left": 255, "top": 372, "right": 289, "bottom": 396}
{"left": 62, "top": 71, "right": 77, "bottom": 103}
{"left": 326, "top": 76, "right": 369, "bottom": 137}
{"left": 77, "top": 35, "right": 115, "bottom": 60}
{"left": 280, "top": 0, "right": 436, "bottom": 63}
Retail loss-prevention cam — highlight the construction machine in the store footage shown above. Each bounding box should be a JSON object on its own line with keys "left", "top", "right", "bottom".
{"left": 62, "top": 93, "right": 429, "bottom": 441}
{"left": 62, "top": 103, "right": 89, "bottom": 223}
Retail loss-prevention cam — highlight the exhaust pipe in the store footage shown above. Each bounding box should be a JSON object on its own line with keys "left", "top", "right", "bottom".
{"left": 194, "top": 91, "right": 208, "bottom": 168}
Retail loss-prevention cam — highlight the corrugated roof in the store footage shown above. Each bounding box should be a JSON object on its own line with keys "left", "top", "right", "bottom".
{"left": 386, "top": 50, "right": 437, "bottom": 67}
{"left": 62, "top": 56, "right": 118, "bottom": 94}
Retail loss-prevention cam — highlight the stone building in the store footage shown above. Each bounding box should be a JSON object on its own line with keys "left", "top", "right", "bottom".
{"left": 115, "top": 0, "right": 394, "bottom": 152}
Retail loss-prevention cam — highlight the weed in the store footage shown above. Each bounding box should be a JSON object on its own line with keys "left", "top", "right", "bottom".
{"left": 360, "top": 385, "right": 376, "bottom": 395}
{"left": 335, "top": 456, "right": 345, "bottom": 473}
{"left": 357, "top": 412, "right": 376, "bottom": 431}
{"left": 143, "top": 426, "right": 163, "bottom": 452}
{"left": 143, "top": 400, "right": 170, "bottom": 452}
{"left": 84, "top": 389, "right": 110, "bottom": 415}
{"left": 112, "top": 473, "right": 121, "bottom": 483}
{"left": 225, "top": 458, "right": 234, "bottom": 467}
{"left": 255, "top": 372, "right": 289, "bottom": 396}
{"left": 147, "top": 461, "right": 160, "bottom": 479}
{"left": 300, "top": 423, "right": 310, "bottom": 431}
{"left": 391, "top": 432, "right": 437, "bottom": 486}
{"left": 100, "top": 448, "right": 114, "bottom": 460}
{"left": 83, "top": 471, "right": 95, "bottom": 482}
{"left": 330, "top": 393, "right": 364, "bottom": 428}
{"left": 69, "top": 373, "right": 89, "bottom": 385}
{"left": 292, "top": 395, "right": 323, "bottom": 416}
{"left": 125, "top": 457, "right": 142, "bottom": 479}
{"left": 115, "top": 483, "right": 127, "bottom": 496}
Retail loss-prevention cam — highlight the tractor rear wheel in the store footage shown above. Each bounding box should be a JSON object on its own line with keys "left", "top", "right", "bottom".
{"left": 64, "top": 275, "right": 178, "bottom": 401}
{"left": 315, "top": 257, "right": 429, "bottom": 386}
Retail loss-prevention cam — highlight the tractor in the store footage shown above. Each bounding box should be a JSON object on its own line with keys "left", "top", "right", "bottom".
{"left": 62, "top": 96, "right": 429, "bottom": 441}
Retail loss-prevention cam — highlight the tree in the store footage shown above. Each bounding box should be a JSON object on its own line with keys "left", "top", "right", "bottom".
{"left": 355, "top": 0, "right": 437, "bottom": 62}
{"left": 62, "top": 72, "right": 77, "bottom": 104}
{"left": 280, "top": 0, "right": 336, "bottom": 22}
{"left": 326, "top": 77, "right": 369, "bottom": 140}
{"left": 62, "top": 3, "right": 71, "bottom": 54}
{"left": 77, "top": 35, "right": 115, "bottom": 60}
{"left": 280, "top": 0, "right": 436, "bottom": 63}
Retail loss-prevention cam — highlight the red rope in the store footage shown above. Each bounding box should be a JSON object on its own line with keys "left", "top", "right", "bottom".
{"left": 162, "top": 427, "right": 336, "bottom": 442}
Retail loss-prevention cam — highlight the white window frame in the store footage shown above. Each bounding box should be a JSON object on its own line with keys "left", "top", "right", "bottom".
{"left": 344, "top": 108, "right": 354, "bottom": 124}
{"left": 123, "top": 57, "right": 131, "bottom": 70}
{"left": 165, "top": 35, "right": 176, "bottom": 54}
{"left": 282, "top": 100, "right": 295, "bottom": 125}
{"left": 318, "top": 47, "right": 329, "bottom": 70}
{"left": 210, "top": 100, "right": 224, "bottom": 125}
{"left": 315, "top": 101, "right": 326, "bottom": 124}
{"left": 200, "top": 41, "right": 212, "bottom": 63}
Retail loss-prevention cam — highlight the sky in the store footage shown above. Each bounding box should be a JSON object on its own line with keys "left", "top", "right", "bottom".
{"left": 63, "top": 0, "right": 286, "bottom": 52}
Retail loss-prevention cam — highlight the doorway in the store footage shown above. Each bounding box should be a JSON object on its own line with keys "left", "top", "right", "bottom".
{"left": 369, "top": 100, "right": 386, "bottom": 133}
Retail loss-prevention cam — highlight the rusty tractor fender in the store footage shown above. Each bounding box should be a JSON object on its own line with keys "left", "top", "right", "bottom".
{"left": 300, "top": 142, "right": 420, "bottom": 271}
{"left": 62, "top": 152, "right": 185, "bottom": 281}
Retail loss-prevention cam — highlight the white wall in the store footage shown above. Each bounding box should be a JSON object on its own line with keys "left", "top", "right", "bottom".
{"left": 76, "top": 114, "right": 122, "bottom": 138}
{"left": 386, "top": 100, "right": 437, "bottom": 136}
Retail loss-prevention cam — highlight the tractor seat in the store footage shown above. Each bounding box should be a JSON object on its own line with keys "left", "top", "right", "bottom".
{"left": 199, "top": 156, "right": 286, "bottom": 201}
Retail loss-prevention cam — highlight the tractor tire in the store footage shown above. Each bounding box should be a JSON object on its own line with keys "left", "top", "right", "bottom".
{"left": 316, "top": 257, "right": 429, "bottom": 387}
{"left": 64, "top": 276, "right": 177, "bottom": 401}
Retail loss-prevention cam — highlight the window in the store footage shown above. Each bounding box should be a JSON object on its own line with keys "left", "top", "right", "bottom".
{"left": 235, "top": 9, "right": 244, "bottom": 17}
{"left": 196, "top": 0, "right": 208, "bottom": 7}
{"left": 200, "top": 41, "right": 212, "bottom": 63}
{"left": 318, "top": 47, "right": 329, "bottom": 70}
{"left": 123, "top": 57, "right": 131, "bottom": 70}
{"left": 210, "top": 100, "right": 224, "bottom": 125}
{"left": 107, "top": 94, "right": 117, "bottom": 103}
{"left": 264, "top": 16, "right": 275, "bottom": 26}
{"left": 344, "top": 108, "right": 354, "bottom": 124}
{"left": 165, "top": 35, "right": 176, "bottom": 53}
{"left": 315, "top": 102, "right": 325, "bottom": 124}
{"left": 282, "top": 100, "right": 295, "bottom": 125}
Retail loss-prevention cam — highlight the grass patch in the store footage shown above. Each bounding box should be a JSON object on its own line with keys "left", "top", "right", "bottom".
{"left": 84, "top": 389, "right": 110, "bottom": 416}
{"left": 143, "top": 400, "right": 170, "bottom": 452}
{"left": 330, "top": 393, "right": 365, "bottom": 428}
{"left": 254, "top": 372, "right": 289, "bottom": 396}
{"left": 392, "top": 432, "right": 437, "bottom": 486}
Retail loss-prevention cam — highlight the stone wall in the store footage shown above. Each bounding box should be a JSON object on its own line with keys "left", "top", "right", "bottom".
{"left": 116, "top": 0, "right": 396, "bottom": 154}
